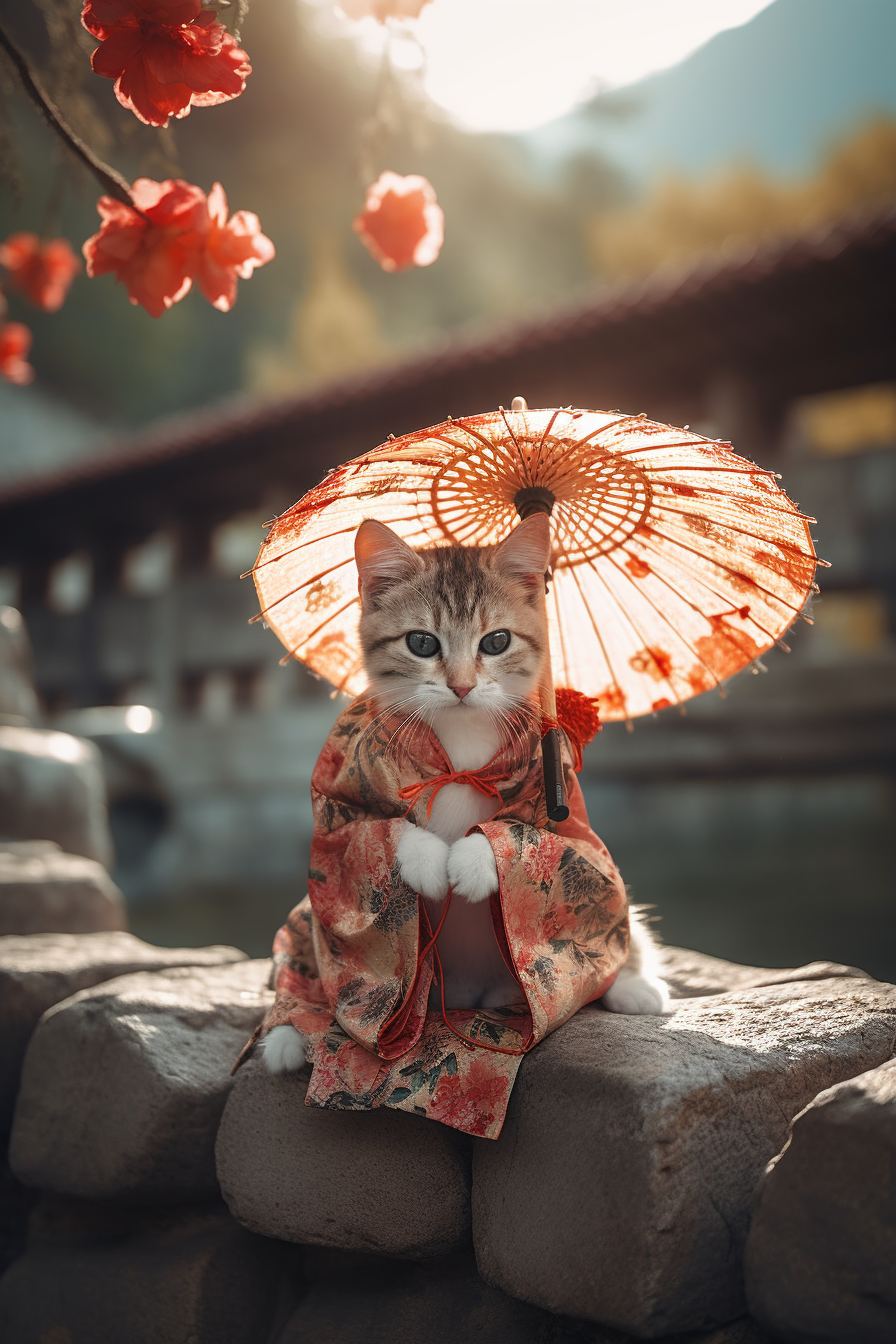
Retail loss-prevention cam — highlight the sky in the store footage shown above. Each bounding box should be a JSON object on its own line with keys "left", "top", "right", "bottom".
{"left": 323, "top": 0, "right": 777, "bottom": 133}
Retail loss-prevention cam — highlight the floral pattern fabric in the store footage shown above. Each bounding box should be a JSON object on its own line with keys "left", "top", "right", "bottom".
{"left": 239, "top": 697, "right": 630, "bottom": 1139}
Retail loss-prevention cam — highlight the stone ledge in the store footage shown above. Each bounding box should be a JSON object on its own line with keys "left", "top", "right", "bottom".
{"left": 0, "top": 1195, "right": 300, "bottom": 1344}
{"left": 472, "top": 971, "right": 896, "bottom": 1339}
{"left": 0, "top": 842, "right": 127, "bottom": 937}
{"left": 744, "top": 1056, "right": 896, "bottom": 1344}
{"left": 657, "top": 945, "right": 870, "bottom": 999}
{"left": 0, "top": 724, "right": 112, "bottom": 868}
{"left": 273, "top": 1246, "right": 775, "bottom": 1344}
{"left": 0, "top": 930, "right": 247, "bottom": 1134}
{"left": 216, "top": 1058, "right": 473, "bottom": 1261}
{"left": 9, "top": 960, "right": 272, "bottom": 1203}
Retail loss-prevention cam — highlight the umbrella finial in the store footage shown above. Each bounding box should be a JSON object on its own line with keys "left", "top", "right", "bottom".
{"left": 511, "top": 395, "right": 527, "bottom": 412}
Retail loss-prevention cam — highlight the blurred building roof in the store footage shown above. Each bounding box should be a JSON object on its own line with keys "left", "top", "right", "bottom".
{"left": 2, "top": 202, "right": 895, "bottom": 567}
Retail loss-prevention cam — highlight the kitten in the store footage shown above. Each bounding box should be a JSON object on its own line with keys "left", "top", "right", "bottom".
{"left": 263, "top": 515, "right": 668, "bottom": 1074}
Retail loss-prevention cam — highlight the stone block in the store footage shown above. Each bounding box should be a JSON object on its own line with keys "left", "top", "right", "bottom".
{"left": 273, "top": 1247, "right": 775, "bottom": 1344}
{"left": 657, "top": 945, "right": 869, "bottom": 999}
{"left": 744, "top": 1057, "right": 896, "bottom": 1343}
{"left": 0, "top": 724, "right": 113, "bottom": 867}
{"left": 0, "top": 607, "right": 39, "bottom": 726}
{"left": 0, "top": 841, "right": 127, "bottom": 936}
{"left": 274, "top": 1247, "right": 613, "bottom": 1344}
{"left": 0, "top": 930, "right": 246, "bottom": 1134}
{"left": 0, "top": 1196, "right": 300, "bottom": 1344}
{"left": 472, "top": 971, "right": 896, "bottom": 1339}
{"left": 10, "top": 960, "right": 272, "bottom": 1203}
{"left": 216, "top": 1056, "right": 472, "bottom": 1260}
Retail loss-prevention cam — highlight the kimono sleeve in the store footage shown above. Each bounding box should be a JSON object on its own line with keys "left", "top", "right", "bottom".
{"left": 307, "top": 724, "right": 430, "bottom": 1058}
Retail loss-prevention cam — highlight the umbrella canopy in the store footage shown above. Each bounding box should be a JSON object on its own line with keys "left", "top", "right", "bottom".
{"left": 249, "top": 406, "right": 819, "bottom": 720}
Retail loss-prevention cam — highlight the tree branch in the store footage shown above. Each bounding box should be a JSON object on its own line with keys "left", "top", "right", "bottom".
{"left": 0, "top": 19, "right": 145, "bottom": 217}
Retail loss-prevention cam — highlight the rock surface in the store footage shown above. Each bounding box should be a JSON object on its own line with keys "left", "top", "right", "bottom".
{"left": 10, "top": 960, "right": 272, "bottom": 1203}
{"left": 473, "top": 970, "right": 896, "bottom": 1339}
{"left": 0, "top": 841, "right": 127, "bottom": 936}
{"left": 0, "top": 723, "right": 113, "bottom": 867}
{"left": 216, "top": 1056, "right": 472, "bottom": 1260}
{"left": 274, "top": 1247, "right": 775, "bottom": 1344}
{"left": 0, "top": 1196, "right": 300, "bottom": 1344}
{"left": 0, "top": 607, "right": 39, "bottom": 727}
{"left": 275, "top": 1247, "right": 615, "bottom": 1344}
{"left": 744, "top": 1057, "right": 896, "bottom": 1343}
{"left": 0, "top": 930, "right": 246, "bottom": 1133}
{"left": 657, "top": 945, "right": 869, "bottom": 999}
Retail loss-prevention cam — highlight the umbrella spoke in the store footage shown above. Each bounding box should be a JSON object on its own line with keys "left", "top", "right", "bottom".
{"left": 638, "top": 524, "right": 808, "bottom": 615}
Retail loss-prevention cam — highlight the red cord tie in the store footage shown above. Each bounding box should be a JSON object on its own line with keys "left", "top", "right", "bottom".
{"left": 398, "top": 770, "right": 502, "bottom": 818}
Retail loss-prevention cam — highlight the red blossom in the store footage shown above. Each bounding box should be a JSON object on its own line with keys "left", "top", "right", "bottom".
{"left": 83, "top": 177, "right": 207, "bottom": 317}
{"left": 0, "top": 321, "right": 35, "bottom": 386}
{"left": 81, "top": 0, "right": 201, "bottom": 40}
{"left": 85, "top": 9, "right": 250, "bottom": 128}
{"left": 193, "top": 183, "right": 275, "bottom": 312}
{"left": 353, "top": 171, "right": 444, "bottom": 272}
{"left": 82, "top": 177, "right": 274, "bottom": 318}
{"left": 0, "top": 233, "right": 81, "bottom": 312}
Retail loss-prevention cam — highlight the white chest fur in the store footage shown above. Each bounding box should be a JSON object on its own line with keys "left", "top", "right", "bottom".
{"left": 426, "top": 707, "right": 500, "bottom": 843}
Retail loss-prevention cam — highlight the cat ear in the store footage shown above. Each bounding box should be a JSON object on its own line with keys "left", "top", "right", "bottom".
{"left": 493, "top": 514, "right": 552, "bottom": 589}
{"left": 355, "top": 519, "right": 422, "bottom": 604}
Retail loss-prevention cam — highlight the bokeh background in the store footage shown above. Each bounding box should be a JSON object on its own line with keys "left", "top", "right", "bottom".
{"left": 1, "top": 0, "right": 894, "bottom": 979}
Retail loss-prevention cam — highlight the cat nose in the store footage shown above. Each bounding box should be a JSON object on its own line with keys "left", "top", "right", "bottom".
{"left": 450, "top": 685, "right": 473, "bottom": 699}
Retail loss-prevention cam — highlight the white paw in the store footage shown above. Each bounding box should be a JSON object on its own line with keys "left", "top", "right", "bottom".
{"left": 262, "top": 1024, "right": 308, "bottom": 1072}
{"left": 447, "top": 832, "right": 499, "bottom": 904}
{"left": 603, "top": 972, "right": 669, "bottom": 1016}
{"left": 397, "top": 824, "right": 449, "bottom": 901}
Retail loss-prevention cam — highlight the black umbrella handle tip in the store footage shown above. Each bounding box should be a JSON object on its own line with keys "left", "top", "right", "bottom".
{"left": 541, "top": 728, "right": 569, "bottom": 823}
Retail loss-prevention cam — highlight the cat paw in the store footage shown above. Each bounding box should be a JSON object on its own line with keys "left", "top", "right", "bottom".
{"left": 262, "top": 1024, "right": 308, "bottom": 1072}
{"left": 602, "top": 973, "right": 670, "bottom": 1015}
{"left": 448, "top": 833, "right": 499, "bottom": 904}
{"left": 397, "top": 824, "right": 449, "bottom": 900}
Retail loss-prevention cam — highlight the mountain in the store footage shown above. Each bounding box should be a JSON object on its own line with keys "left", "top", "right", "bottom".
{"left": 523, "top": 0, "right": 896, "bottom": 185}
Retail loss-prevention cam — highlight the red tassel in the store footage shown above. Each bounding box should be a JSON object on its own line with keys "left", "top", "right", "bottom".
{"left": 542, "top": 687, "right": 602, "bottom": 772}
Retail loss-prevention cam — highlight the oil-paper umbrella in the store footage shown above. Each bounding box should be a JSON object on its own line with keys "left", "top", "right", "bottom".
{"left": 248, "top": 402, "right": 819, "bottom": 816}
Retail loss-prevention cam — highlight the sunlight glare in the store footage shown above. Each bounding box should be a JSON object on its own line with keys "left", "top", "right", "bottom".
{"left": 326, "top": 0, "right": 776, "bottom": 133}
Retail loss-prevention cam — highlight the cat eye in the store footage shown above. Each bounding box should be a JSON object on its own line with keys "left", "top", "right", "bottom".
{"left": 406, "top": 630, "right": 441, "bottom": 657}
{"left": 479, "top": 629, "right": 511, "bottom": 656}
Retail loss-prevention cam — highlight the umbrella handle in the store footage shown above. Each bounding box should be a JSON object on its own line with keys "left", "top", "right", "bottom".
{"left": 539, "top": 683, "right": 569, "bottom": 823}
{"left": 510, "top": 396, "right": 570, "bottom": 825}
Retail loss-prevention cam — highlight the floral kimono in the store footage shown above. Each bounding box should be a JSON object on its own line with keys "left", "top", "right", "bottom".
{"left": 238, "top": 697, "right": 630, "bottom": 1139}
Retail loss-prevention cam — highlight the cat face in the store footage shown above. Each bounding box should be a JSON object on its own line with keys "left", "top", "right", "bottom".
{"left": 356, "top": 515, "right": 551, "bottom": 727}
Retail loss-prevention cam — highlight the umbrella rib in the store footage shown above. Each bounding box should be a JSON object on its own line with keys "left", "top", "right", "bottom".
{"left": 567, "top": 563, "right": 627, "bottom": 701}
{"left": 430, "top": 431, "right": 521, "bottom": 487}
{"left": 653, "top": 483, "right": 814, "bottom": 521}
{"left": 584, "top": 561, "right": 684, "bottom": 702}
{"left": 246, "top": 513, "right": 433, "bottom": 577}
{"left": 251, "top": 557, "right": 356, "bottom": 623}
{"left": 499, "top": 405, "right": 523, "bottom": 454}
{"left": 276, "top": 597, "right": 358, "bottom": 666}
{"left": 653, "top": 501, "right": 817, "bottom": 548}
{"left": 550, "top": 577, "right": 571, "bottom": 689}
{"left": 245, "top": 526, "right": 359, "bottom": 576}
{"left": 533, "top": 408, "right": 563, "bottom": 482}
{"left": 638, "top": 525, "right": 810, "bottom": 614}
{"left": 555, "top": 413, "right": 640, "bottom": 456}
{"left": 602, "top": 547, "right": 776, "bottom": 685}
{"left": 610, "top": 543, "right": 781, "bottom": 645}
{"left": 603, "top": 551, "right": 722, "bottom": 683}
